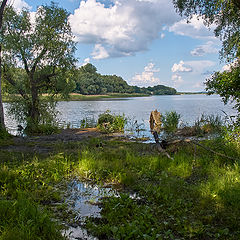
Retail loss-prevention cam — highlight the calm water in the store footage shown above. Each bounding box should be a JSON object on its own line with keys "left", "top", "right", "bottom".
{"left": 4, "top": 94, "right": 237, "bottom": 135}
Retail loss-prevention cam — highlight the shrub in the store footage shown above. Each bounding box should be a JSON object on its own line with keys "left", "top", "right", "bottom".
{"left": 24, "top": 122, "right": 61, "bottom": 136}
{"left": 162, "top": 111, "right": 181, "bottom": 133}
{"left": 97, "top": 110, "right": 127, "bottom": 133}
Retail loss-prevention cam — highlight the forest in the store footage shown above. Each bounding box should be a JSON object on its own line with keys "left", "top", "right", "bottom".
{"left": 68, "top": 63, "right": 177, "bottom": 95}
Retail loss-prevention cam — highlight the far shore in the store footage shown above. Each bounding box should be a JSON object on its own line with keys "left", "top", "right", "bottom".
{"left": 2, "top": 92, "right": 208, "bottom": 102}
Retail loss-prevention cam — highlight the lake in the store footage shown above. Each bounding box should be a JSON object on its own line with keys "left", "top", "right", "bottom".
{"left": 4, "top": 94, "right": 237, "bottom": 136}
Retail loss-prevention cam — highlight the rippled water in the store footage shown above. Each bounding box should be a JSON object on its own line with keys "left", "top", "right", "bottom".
{"left": 4, "top": 94, "right": 237, "bottom": 135}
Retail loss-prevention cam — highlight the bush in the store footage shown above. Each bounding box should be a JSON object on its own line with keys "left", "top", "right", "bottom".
{"left": 24, "top": 122, "right": 61, "bottom": 136}
{"left": 162, "top": 111, "right": 181, "bottom": 133}
{"left": 97, "top": 110, "right": 127, "bottom": 133}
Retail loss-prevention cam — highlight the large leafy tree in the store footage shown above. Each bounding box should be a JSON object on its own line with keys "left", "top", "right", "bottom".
{"left": 2, "top": 2, "right": 76, "bottom": 131}
{"left": 173, "top": 0, "right": 240, "bottom": 120}
{"left": 0, "top": 0, "right": 7, "bottom": 129}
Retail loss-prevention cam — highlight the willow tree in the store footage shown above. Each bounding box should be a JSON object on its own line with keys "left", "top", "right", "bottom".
{"left": 173, "top": 0, "right": 240, "bottom": 120}
{"left": 2, "top": 2, "right": 76, "bottom": 132}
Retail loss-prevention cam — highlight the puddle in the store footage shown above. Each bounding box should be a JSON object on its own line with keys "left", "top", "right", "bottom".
{"left": 63, "top": 180, "right": 115, "bottom": 240}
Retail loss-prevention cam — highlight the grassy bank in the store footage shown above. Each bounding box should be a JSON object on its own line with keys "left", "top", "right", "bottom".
{"left": 0, "top": 133, "right": 240, "bottom": 239}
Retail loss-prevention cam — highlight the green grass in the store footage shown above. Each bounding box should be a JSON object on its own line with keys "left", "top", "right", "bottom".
{"left": 0, "top": 134, "right": 240, "bottom": 239}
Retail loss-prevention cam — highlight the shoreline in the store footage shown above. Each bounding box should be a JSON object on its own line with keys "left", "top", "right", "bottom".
{"left": 2, "top": 92, "right": 208, "bottom": 102}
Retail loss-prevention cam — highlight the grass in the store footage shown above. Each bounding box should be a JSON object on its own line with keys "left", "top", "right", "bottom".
{"left": 0, "top": 131, "right": 240, "bottom": 239}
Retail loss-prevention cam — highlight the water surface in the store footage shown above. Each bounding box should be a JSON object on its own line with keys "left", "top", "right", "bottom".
{"left": 4, "top": 94, "right": 237, "bottom": 136}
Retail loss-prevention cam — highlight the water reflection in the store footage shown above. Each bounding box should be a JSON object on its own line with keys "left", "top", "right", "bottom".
{"left": 64, "top": 180, "right": 115, "bottom": 240}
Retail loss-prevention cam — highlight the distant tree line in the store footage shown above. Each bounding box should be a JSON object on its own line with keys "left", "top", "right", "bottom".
{"left": 73, "top": 63, "right": 177, "bottom": 95}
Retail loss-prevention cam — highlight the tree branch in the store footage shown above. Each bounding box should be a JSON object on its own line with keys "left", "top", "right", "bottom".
{"left": 3, "top": 67, "right": 29, "bottom": 100}
{"left": 31, "top": 48, "right": 48, "bottom": 76}
{"left": 36, "top": 72, "right": 57, "bottom": 89}
{"left": 19, "top": 49, "right": 30, "bottom": 75}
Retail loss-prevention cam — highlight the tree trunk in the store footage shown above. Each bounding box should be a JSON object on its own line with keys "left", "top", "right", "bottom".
{"left": 0, "top": 0, "right": 7, "bottom": 129}
{"left": 30, "top": 78, "right": 40, "bottom": 125}
{"left": 0, "top": 45, "right": 5, "bottom": 129}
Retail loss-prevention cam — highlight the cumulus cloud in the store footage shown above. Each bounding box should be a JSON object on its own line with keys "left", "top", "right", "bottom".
{"left": 171, "top": 60, "right": 216, "bottom": 90}
{"left": 130, "top": 62, "right": 160, "bottom": 87}
{"left": 171, "top": 60, "right": 192, "bottom": 73}
{"left": 184, "top": 60, "right": 216, "bottom": 73}
{"left": 191, "top": 41, "right": 219, "bottom": 56}
{"left": 169, "top": 15, "right": 216, "bottom": 40}
{"left": 91, "top": 44, "right": 109, "bottom": 59}
{"left": 9, "top": 0, "right": 31, "bottom": 11}
{"left": 69, "top": 0, "right": 180, "bottom": 59}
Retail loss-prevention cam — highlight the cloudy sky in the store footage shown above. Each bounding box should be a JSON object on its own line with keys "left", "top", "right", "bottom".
{"left": 8, "top": 0, "right": 226, "bottom": 91}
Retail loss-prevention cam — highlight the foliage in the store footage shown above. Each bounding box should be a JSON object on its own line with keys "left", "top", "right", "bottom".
{"left": 205, "top": 60, "right": 240, "bottom": 121}
{"left": 74, "top": 63, "right": 177, "bottom": 95}
{"left": 0, "top": 126, "right": 10, "bottom": 139}
{"left": 97, "top": 110, "right": 127, "bottom": 133}
{"left": 0, "top": 133, "right": 240, "bottom": 239}
{"left": 172, "top": 0, "right": 240, "bottom": 61}
{"left": 162, "top": 110, "right": 181, "bottom": 133}
{"left": 192, "top": 114, "right": 224, "bottom": 136}
{"left": 79, "top": 117, "right": 96, "bottom": 128}
{"left": 1, "top": 2, "right": 76, "bottom": 133}
{"left": 173, "top": 0, "right": 240, "bottom": 121}
{"left": 0, "top": 197, "right": 64, "bottom": 240}
{"left": 71, "top": 139, "right": 240, "bottom": 239}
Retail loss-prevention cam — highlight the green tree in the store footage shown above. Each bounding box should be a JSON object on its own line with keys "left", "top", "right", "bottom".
{"left": 0, "top": 0, "right": 8, "bottom": 129}
{"left": 205, "top": 60, "right": 240, "bottom": 119}
{"left": 173, "top": 0, "right": 240, "bottom": 120}
{"left": 2, "top": 2, "right": 76, "bottom": 132}
{"left": 172, "top": 0, "right": 240, "bottom": 61}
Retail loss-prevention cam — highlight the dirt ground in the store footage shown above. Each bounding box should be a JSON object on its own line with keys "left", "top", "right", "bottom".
{"left": 1, "top": 128, "right": 126, "bottom": 154}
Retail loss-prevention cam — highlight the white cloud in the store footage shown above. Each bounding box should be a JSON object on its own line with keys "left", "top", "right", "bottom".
{"left": 171, "top": 60, "right": 216, "bottom": 90}
{"left": 91, "top": 44, "right": 109, "bottom": 60}
{"left": 185, "top": 60, "right": 216, "bottom": 73}
{"left": 160, "top": 33, "right": 165, "bottom": 39}
{"left": 9, "top": 0, "right": 31, "bottom": 11}
{"left": 69, "top": 0, "right": 180, "bottom": 59}
{"left": 169, "top": 15, "right": 216, "bottom": 40}
{"left": 191, "top": 41, "right": 219, "bottom": 56}
{"left": 172, "top": 74, "right": 183, "bottom": 87}
{"left": 81, "top": 57, "right": 90, "bottom": 66}
{"left": 130, "top": 62, "right": 160, "bottom": 87}
{"left": 171, "top": 60, "right": 192, "bottom": 73}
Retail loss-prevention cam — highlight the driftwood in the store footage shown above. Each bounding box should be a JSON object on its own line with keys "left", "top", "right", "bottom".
{"left": 150, "top": 110, "right": 173, "bottom": 160}
{"left": 149, "top": 110, "right": 162, "bottom": 133}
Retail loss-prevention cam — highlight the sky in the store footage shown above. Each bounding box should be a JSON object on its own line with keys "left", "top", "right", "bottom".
{"left": 7, "top": 0, "right": 229, "bottom": 92}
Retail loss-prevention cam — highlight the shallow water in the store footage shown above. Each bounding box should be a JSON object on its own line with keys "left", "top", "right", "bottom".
{"left": 63, "top": 180, "right": 115, "bottom": 240}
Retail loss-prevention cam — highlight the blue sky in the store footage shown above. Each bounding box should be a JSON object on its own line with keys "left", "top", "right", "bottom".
{"left": 10, "top": 0, "right": 229, "bottom": 92}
